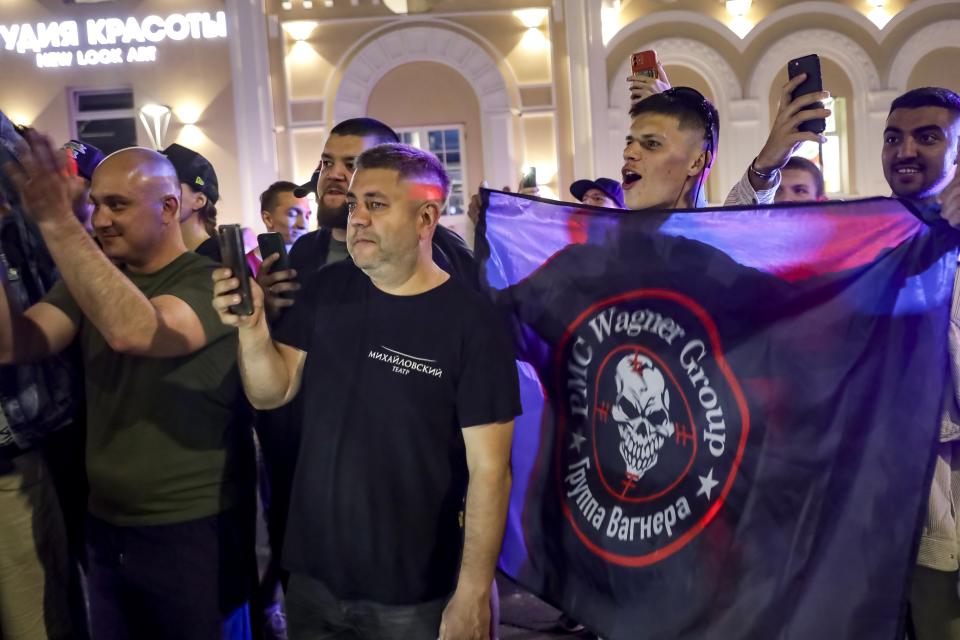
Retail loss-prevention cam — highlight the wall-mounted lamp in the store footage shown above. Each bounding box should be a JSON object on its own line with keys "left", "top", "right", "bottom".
{"left": 724, "top": 0, "right": 753, "bottom": 38}
{"left": 601, "top": 0, "right": 621, "bottom": 46}
{"left": 865, "top": 0, "right": 892, "bottom": 28}
{"left": 382, "top": 0, "right": 438, "bottom": 13}
{"left": 138, "top": 104, "right": 171, "bottom": 150}
{"left": 724, "top": 0, "right": 751, "bottom": 16}
{"left": 282, "top": 20, "right": 319, "bottom": 41}
{"left": 513, "top": 8, "right": 549, "bottom": 29}
{"left": 175, "top": 104, "right": 203, "bottom": 126}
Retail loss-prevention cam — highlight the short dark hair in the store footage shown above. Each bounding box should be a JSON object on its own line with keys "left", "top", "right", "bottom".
{"left": 355, "top": 143, "right": 450, "bottom": 203}
{"left": 260, "top": 180, "right": 300, "bottom": 213}
{"left": 329, "top": 118, "right": 400, "bottom": 145}
{"left": 889, "top": 87, "right": 960, "bottom": 117}
{"left": 629, "top": 87, "right": 720, "bottom": 154}
{"left": 783, "top": 156, "right": 825, "bottom": 198}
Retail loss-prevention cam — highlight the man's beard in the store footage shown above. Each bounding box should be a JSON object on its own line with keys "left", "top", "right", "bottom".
{"left": 317, "top": 200, "right": 348, "bottom": 230}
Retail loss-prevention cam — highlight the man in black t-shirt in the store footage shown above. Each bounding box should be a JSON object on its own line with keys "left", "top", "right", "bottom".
{"left": 214, "top": 143, "right": 520, "bottom": 640}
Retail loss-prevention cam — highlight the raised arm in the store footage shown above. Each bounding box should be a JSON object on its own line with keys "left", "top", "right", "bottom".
{"left": 212, "top": 267, "right": 305, "bottom": 409}
{"left": 2, "top": 130, "right": 210, "bottom": 358}
{"left": 725, "top": 74, "right": 831, "bottom": 205}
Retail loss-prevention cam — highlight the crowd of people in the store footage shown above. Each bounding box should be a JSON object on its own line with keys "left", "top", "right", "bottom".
{"left": 0, "top": 49, "right": 959, "bottom": 640}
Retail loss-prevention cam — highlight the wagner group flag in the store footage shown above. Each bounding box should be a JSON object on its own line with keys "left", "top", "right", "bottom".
{"left": 478, "top": 192, "right": 959, "bottom": 640}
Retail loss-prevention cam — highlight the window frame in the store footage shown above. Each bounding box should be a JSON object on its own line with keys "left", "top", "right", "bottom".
{"left": 68, "top": 87, "right": 139, "bottom": 152}
{"left": 396, "top": 124, "right": 468, "bottom": 216}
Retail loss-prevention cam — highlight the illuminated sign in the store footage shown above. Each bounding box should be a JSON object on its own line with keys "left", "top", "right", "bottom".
{"left": 0, "top": 12, "right": 227, "bottom": 68}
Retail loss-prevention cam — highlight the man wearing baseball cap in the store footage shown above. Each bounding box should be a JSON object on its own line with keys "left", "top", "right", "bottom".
{"left": 569, "top": 177, "right": 625, "bottom": 209}
{"left": 162, "top": 143, "right": 222, "bottom": 260}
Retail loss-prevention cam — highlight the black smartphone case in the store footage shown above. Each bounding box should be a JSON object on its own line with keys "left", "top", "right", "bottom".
{"left": 788, "top": 54, "right": 826, "bottom": 135}
{"left": 257, "top": 233, "right": 290, "bottom": 272}
{"left": 218, "top": 224, "right": 254, "bottom": 316}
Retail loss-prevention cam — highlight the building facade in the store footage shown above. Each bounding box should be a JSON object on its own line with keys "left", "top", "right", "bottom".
{"left": 1, "top": 0, "right": 958, "bottom": 234}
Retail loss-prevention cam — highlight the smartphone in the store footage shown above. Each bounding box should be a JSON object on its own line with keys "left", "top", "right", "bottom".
{"left": 217, "top": 224, "right": 254, "bottom": 316}
{"left": 257, "top": 232, "right": 290, "bottom": 273}
{"left": 788, "top": 54, "right": 826, "bottom": 134}
{"left": 519, "top": 166, "right": 537, "bottom": 190}
{"left": 631, "top": 50, "right": 659, "bottom": 79}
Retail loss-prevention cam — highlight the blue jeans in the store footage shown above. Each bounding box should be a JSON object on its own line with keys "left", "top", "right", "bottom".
{"left": 285, "top": 573, "right": 446, "bottom": 640}
{"left": 86, "top": 510, "right": 254, "bottom": 640}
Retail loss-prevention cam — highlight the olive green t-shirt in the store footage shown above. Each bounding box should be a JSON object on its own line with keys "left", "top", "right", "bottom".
{"left": 43, "top": 252, "right": 252, "bottom": 526}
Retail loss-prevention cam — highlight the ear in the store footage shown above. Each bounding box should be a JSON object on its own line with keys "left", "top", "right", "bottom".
{"left": 194, "top": 191, "right": 208, "bottom": 211}
{"left": 687, "top": 150, "right": 708, "bottom": 177}
{"left": 161, "top": 195, "right": 180, "bottom": 223}
{"left": 261, "top": 210, "right": 274, "bottom": 231}
{"left": 417, "top": 201, "right": 441, "bottom": 235}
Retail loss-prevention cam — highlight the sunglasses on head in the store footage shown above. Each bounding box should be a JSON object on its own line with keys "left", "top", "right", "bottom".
{"left": 661, "top": 87, "right": 717, "bottom": 155}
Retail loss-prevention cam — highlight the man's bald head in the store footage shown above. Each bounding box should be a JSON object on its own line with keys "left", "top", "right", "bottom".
{"left": 94, "top": 147, "right": 181, "bottom": 200}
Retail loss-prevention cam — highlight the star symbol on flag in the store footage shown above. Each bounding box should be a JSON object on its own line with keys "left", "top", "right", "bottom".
{"left": 569, "top": 430, "right": 587, "bottom": 453}
{"left": 697, "top": 468, "right": 719, "bottom": 500}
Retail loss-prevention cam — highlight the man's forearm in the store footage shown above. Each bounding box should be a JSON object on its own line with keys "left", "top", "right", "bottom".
{"left": 456, "top": 466, "right": 512, "bottom": 595}
{"left": 38, "top": 216, "right": 162, "bottom": 352}
{"left": 238, "top": 325, "right": 295, "bottom": 409}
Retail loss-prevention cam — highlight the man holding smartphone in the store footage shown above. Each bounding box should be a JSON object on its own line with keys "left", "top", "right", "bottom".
{"left": 0, "top": 133, "right": 255, "bottom": 640}
{"left": 213, "top": 143, "right": 519, "bottom": 639}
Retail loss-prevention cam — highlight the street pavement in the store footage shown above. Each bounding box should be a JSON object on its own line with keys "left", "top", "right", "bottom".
{"left": 496, "top": 575, "right": 598, "bottom": 639}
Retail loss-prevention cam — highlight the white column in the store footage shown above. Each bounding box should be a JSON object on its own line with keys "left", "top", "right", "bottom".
{"left": 482, "top": 110, "right": 517, "bottom": 192}
{"left": 603, "top": 106, "right": 628, "bottom": 182}
{"left": 563, "top": 0, "right": 606, "bottom": 181}
{"left": 226, "top": 0, "right": 278, "bottom": 229}
{"left": 722, "top": 98, "right": 763, "bottom": 199}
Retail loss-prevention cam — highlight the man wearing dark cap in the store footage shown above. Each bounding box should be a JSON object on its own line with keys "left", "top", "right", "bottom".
{"left": 569, "top": 177, "right": 625, "bottom": 209}
{"left": 162, "top": 143, "right": 222, "bottom": 260}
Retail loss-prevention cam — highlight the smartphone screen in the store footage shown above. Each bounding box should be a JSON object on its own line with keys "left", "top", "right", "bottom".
{"left": 519, "top": 166, "right": 537, "bottom": 190}
{"left": 218, "top": 224, "right": 254, "bottom": 316}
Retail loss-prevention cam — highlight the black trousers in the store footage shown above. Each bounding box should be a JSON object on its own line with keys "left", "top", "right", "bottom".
{"left": 85, "top": 510, "right": 254, "bottom": 640}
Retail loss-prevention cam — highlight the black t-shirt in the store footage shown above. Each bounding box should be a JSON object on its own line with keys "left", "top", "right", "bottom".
{"left": 273, "top": 260, "right": 520, "bottom": 604}
{"left": 195, "top": 235, "right": 221, "bottom": 263}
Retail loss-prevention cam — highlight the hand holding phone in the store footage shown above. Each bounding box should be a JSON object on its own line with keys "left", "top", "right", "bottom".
{"left": 217, "top": 224, "right": 254, "bottom": 316}
{"left": 751, "top": 57, "right": 831, "bottom": 184}
{"left": 257, "top": 232, "right": 290, "bottom": 273}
